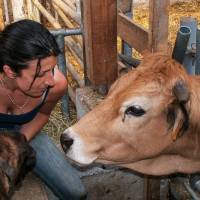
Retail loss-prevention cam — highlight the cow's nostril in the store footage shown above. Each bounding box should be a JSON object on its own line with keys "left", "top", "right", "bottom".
{"left": 60, "top": 133, "right": 74, "bottom": 153}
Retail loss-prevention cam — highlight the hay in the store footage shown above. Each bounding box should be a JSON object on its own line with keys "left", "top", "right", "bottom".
{"left": 133, "top": 0, "right": 200, "bottom": 44}
{"left": 43, "top": 100, "right": 77, "bottom": 143}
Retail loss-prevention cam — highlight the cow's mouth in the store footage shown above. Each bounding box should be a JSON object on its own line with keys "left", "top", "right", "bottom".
{"left": 60, "top": 129, "right": 98, "bottom": 165}
{"left": 65, "top": 155, "right": 93, "bottom": 168}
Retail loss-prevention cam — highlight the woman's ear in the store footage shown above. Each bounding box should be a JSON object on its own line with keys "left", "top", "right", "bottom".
{"left": 2, "top": 65, "right": 17, "bottom": 79}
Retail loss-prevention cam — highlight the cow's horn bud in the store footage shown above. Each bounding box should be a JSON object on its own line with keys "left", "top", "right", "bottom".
{"left": 173, "top": 80, "right": 190, "bottom": 103}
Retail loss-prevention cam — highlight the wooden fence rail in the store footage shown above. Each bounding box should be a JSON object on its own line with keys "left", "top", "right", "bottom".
{"left": 118, "top": 13, "right": 149, "bottom": 53}
{"left": 52, "top": 0, "right": 81, "bottom": 24}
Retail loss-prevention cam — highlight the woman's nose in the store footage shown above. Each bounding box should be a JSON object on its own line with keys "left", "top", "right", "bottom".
{"left": 45, "top": 72, "right": 55, "bottom": 87}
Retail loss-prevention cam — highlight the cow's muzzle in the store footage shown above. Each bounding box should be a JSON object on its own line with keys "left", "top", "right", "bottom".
{"left": 60, "top": 131, "right": 74, "bottom": 153}
{"left": 60, "top": 128, "right": 98, "bottom": 165}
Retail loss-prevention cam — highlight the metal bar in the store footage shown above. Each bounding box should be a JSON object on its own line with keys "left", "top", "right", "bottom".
{"left": 184, "top": 182, "right": 200, "bottom": 200}
{"left": 180, "top": 17, "right": 197, "bottom": 51}
{"left": 172, "top": 26, "right": 191, "bottom": 64}
{"left": 118, "top": 53, "right": 140, "bottom": 68}
{"left": 50, "top": 28, "right": 82, "bottom": 117}
{"left": 50, "top": 28, "right": 82, "bottom": 37}
{"left": 180, "top": 17, "right": 197, "bottom": 74}
{"left": 190, "top": 174, "right": 200, "bottom": 192}
{"left": 195, "top": 29, "right": 200, "bottom": 75}
{"left": 55, "top": 35, "right": 69, "bottom": 117}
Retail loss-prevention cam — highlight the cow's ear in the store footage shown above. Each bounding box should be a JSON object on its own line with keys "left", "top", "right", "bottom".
{"left": 170, "top": 108, "right": 186, "bottom": 141}
{"left": 173, "top": 80, "right": 190, "bottom": 103}
{"left": 170, "top": 80, "right": 190, "bottom": 141}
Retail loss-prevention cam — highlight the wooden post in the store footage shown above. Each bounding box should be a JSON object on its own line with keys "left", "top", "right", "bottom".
{"left": 3, "top": 0, "right": 9, "bottom": 25}
{"left": 75, "top": 0, "right": 81, "bottom": 14}
{"left": 148, "top": 0, "right": 169, "bottom": 53}
{"left": 0, "top": 0, "right": 4, "bottom": 31}
{"left": 32, "top": 0, "right": 60, "bottom": 29}
{"left": 63, "top": 0, "right": 76, "bottom": 11}
{"left": 52, "top": 0, "right": 81, "bottom": 24}
{"left": 33, "top": 4, "right": 41, "bottom": 22}
{"left": 52, "top": 3, "right": 82, "bottom": 45}
{"left": 82, "top": 0, "right": 117, "bottom": 87}
{"left": 11, "top": 0, "right": 26, "bottom": 21}
{"left": 26, "top": 0, "right": 33, "bottom": 19}
{"left": 143, "top": 1, "right": 170, "bottom": 199}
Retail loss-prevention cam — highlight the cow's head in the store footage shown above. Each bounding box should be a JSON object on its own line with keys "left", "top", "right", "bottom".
{"left": 61, "top": 53, "right": 200, "bottom": 175}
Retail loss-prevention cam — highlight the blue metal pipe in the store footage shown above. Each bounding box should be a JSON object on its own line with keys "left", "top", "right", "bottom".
{"left": 180, "top": 17, "right": 197, "bottom": 74}
{"left": 50, "top": 28, "right": 82, "bottom": 37}
{"left": 55, "top": 35, "right": 69, "bottom": 117}
{"left": 195, "top": 29, "right": 200, "bottom": 75}
{"left": 118, "top": 53, "right": 140, "bottom": 67}
{"left": 172, "top": 26, "right": 191, "bottom": 64}
{"left": 180, "top": 17, "right": 197, "bottom": 50}
{"left": 50, "top": 28, "right": 82, "bottom": 117}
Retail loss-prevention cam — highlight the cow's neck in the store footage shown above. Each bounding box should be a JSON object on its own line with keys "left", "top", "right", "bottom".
{"left": 188, "top": 76, "right": 200, "bottom": 132}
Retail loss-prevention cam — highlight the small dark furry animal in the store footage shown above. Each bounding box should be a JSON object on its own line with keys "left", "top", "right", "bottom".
{"left": 0, "top": 132, "right": 36, "bottom": 200}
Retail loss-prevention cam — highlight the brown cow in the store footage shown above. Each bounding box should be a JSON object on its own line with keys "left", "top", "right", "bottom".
{"left": 60, "top": 53, "right": 200, "bottom": 176}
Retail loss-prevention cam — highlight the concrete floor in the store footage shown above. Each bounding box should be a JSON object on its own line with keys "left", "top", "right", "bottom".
{"left": 12, "top": 167, "right": 145, "bottom": 200}
{"left": 12, "top": 166, "right": 199, "bottom": 200}
{"left": 13, "top": 173, "right": 49, "bottom": 200}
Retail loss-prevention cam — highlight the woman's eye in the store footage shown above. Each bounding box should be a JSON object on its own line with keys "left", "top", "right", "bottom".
{"left": 37, "top": 72, "right": 46, "bottom": 77}
{"left": 125, "top": 105, "right": 146, "bottom": 117}
{"left": 37, "top": 74, "right": 44, "bottom": 78}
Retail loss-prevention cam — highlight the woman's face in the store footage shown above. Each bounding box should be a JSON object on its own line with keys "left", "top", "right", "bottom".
{"left": 16, "top": 55, "right": 57, "bottom": 97}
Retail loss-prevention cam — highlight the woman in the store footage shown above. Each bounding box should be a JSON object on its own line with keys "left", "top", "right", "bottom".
{"left": 0, "top": 19, "right": 86, "bottom": 200}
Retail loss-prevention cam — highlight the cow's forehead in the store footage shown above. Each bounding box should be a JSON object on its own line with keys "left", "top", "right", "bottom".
{"left": 113, "top": 55, "right": 187, "bottom": 91}
{"left": 108, "top": 55, "right": 189, "bottom": 112}
{"left": 109, "top": 68, "right": 169, "bottom": 99}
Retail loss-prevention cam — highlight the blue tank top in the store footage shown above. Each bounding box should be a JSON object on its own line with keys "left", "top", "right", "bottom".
{"left": 0, "top": 87, "right": 50, "bottom": 130}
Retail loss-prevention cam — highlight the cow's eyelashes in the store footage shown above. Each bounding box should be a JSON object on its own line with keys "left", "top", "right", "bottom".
{"left": 125, "top": 105, "right": 146, "bottom": 117}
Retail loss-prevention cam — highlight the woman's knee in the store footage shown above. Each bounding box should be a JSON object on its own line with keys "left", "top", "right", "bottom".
{"left": 30, "top": 132, "right": 87, "bottom": 200}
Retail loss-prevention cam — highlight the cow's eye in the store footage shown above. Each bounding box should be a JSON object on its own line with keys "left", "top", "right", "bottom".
{"left": 125, "top": 105, "right": 146, "bottom": 117}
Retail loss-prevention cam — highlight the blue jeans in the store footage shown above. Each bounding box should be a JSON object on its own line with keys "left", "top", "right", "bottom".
{"left": 30, "top": 132, "right": 87, "bottom": 200}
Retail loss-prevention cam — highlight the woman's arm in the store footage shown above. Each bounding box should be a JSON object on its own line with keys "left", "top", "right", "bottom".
{"left": 20, "top": 68, "right": 67, "bottom": 141}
